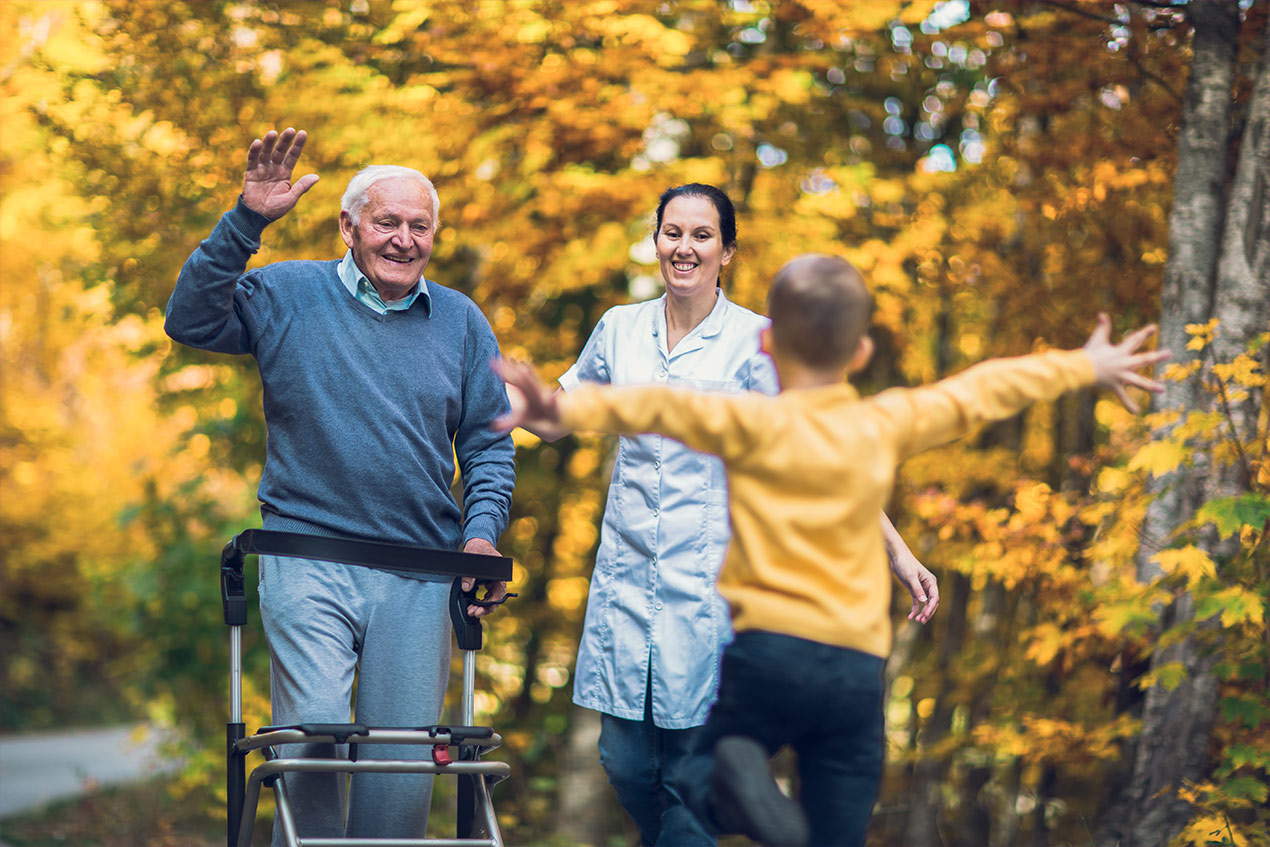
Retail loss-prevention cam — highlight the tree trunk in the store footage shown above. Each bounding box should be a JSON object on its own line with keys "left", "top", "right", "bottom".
{"left": 1210, "top": 21, "right": 1270, "bottom": 445}
{"left": 1134, "top": 0, "right": 1241, "bottom": 580}
{"left": 554, "top": 704, "right": 617, "bottom": 846}
{"left": 1121, "top": 5, "right": 1260, "bottom": 847}
{"left": 902, "top": 571, "right": 970, "bottom": 847}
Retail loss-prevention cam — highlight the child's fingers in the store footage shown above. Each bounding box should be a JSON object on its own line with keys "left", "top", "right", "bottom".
{"left": 1085, "top": 313, "right": 1112, "bottom": 348}
{"left": 1119, "top": 323, "right": 1158, "bottom": 352}
{"left": 1113, "top": 384, "right": 1139, "bottom": 413}
{"left": 1122, "top": 371, "right": 1165, "bottom": 393}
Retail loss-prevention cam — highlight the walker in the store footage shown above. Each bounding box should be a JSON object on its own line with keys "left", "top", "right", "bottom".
{"left": 220, "top": 529, "right": 514, "bottom": 846}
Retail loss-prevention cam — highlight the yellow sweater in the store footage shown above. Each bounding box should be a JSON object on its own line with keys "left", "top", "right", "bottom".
{"left": 560, "top": 349, "right": 1096, "bottom": 658}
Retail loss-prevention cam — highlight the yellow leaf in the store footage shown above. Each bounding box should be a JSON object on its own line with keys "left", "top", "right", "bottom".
{"left": 870, "top": 179, "right": 907, "bottom": 205}
{"left": 1183, "top": 319, "right": 1218, "bottom": 351}
{"left": 1185, "top": 319, "right": 1219, "bottom": 336}
{"left": 898, "top": 1, "right": 942, "bottom": 25}
{"left": 1128, "top": 440, "right": 1187, "bottom": 476}
{"left": 1095, "top": 467, "right": 1131, "bottom": 494}
{"left": 1179, "top": 814, "right": 1249, "bottom": 847}
{"left": 1161, "top": 361, "right": 1201, "bottom": 382}
{"left": 1025, "top": 623, "right": 1063, "bottom": 666}
{"left": 1014, "top": 482, "right": 1053, "bottom": 523}
{"left": 1212, "top": 354, "right": 1266, "bottom": 387}
{"left": 1174, "top": 410, "right": 1224, "bottom": 440}
{"left": 1152, "top": 546, "right": 1216, "bottom": 584}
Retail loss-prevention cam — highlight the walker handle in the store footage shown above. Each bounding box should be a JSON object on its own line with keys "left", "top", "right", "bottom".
{"left": 219, "top": 529, "right": 513, "bottom": 627}
{"left": 449, "top": 580, "right": 518, "bottom": 650}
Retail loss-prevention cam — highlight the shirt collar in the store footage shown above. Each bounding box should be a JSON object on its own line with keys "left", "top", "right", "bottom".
{"left": 696, "top": 287, "right": 732, "bottom": 338}
{"left": 337, "top": 251, "right": 432, "bottom": 317}
{"left": 654, "top": 288, "right": 732, "bottom": 358}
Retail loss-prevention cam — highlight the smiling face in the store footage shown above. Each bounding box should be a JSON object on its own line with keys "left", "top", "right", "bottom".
{"left": 655, "top": 194, "right": 735, "bottom": 302}
{"left": 339, "top": 177, "right": 435, "bottom": 301}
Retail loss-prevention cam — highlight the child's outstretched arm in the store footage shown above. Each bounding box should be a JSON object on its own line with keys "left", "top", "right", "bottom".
{"left": 493, "top": 358, "right": 562, "bottom": 433}
{"left": 876, "top": 314, "right": 1172, "bottom": 462}
{"left": 1082, "top": 313, "right": 1171, "bottom": 412}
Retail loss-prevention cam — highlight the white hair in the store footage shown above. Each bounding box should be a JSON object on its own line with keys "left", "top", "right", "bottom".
{"left": 340, "top": 165, "right": 440, "bottom": 227}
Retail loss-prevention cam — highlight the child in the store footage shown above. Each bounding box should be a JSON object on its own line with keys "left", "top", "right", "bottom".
{"left": 494, "top": 254, "right": 1168, "bottom": 847}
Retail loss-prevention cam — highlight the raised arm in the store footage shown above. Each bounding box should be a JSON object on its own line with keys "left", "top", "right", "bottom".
{"left": 165, "top": 127, "right": 320, "bottom": 353}
{"left": 877, "top": 315, "right": 1170, "bottom": 461}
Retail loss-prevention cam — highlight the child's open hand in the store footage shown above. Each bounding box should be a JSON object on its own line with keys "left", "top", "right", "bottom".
{"left": 492, "top": 358, "right": 562, "bottom": 433}
{"left": 1082, "top": 313, "right": 1171, "bottom": 413}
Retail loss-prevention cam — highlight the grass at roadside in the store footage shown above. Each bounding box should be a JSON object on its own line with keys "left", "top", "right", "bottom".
{"left": 0, "top": 773, "right": 465, "bottom": 847}
{"left": 0, "top": 776, "right": 241, "bottom": 847}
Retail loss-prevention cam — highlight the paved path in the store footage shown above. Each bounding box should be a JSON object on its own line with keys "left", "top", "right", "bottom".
{"left": 0, "top": 723, "right": 180, "bottom": 819}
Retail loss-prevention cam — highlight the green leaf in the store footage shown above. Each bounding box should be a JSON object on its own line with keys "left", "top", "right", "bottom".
{"left": 1195, "top": 586, "right": 1265, "bottom": 628}
{"left": 1226, "top": 743, "right": 1270, "bottom": 771}
{"left": 1220, "top": 776, "right": 1269, "bottom": 804}
{"left": 1135, "top": 661, "right": 1187, "bottom": 692}
{"left": 1219, "top": 694, "right": 1270, "bottom": 729}
{"left": 1195, "top": 493, "right": 1270, "bottom": 540}
{"left": 1237, "top": 657, "right": 1270, "bottom": 681}
{"left": 1094, "top": 599, "right": 1160, "bottom": 637}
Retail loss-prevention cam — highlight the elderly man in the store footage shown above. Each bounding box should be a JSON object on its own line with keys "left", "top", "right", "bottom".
{"left": 165, "top": 127, "right": 515, "bottom": 842}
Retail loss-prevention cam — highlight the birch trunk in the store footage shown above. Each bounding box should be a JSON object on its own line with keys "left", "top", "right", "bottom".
{"left": 1121, "top": 4, "right": 1266, "bottom": 846}
{"left": 1134, "top": 0, "right": 1240, "bottom": 581}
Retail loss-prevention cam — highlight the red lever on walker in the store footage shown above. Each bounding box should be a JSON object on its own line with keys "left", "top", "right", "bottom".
{"left": 431, "top": 744, "right": 453, "bottom": 766}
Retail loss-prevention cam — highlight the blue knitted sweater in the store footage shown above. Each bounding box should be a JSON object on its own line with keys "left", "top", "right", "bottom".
{"left": 165, "top": 199, "right": 514, "bottom": 554}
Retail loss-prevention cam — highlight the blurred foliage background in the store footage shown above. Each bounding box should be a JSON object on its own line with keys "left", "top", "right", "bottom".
{"left": 1, "top": 1, "right": 1267, "bottom": 845}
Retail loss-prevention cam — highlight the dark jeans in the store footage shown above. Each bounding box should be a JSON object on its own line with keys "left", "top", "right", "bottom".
{"left": 598, "top": 686, "right": 715, "bottom": 846}
{"left": 674, "top": 631, "right": 886, "bottom": 847}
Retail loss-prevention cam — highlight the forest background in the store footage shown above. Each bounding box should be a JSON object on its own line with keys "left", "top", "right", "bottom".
{"left": 1, "top": 1, "right": 1267, "bottom": 846}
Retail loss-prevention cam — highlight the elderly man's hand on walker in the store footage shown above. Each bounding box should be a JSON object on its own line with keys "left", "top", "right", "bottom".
{"left": 461, "top": 538, "right": 508, "bottom": 619}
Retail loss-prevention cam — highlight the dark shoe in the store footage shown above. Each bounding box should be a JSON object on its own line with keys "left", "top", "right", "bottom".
{"left": 710, "top": 735, "right": 809, "bottom": 847}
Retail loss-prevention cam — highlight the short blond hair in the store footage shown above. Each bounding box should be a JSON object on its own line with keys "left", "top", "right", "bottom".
{"left": 766, "top": 254, "right": 874, "bottom": 370}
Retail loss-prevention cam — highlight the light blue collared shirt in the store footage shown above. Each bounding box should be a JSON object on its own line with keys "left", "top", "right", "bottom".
{"left": 559, "top": 289, "right": 778, "bottom": 728}
{"left": 337, "top": 251, "right": 431, "bottom": 316}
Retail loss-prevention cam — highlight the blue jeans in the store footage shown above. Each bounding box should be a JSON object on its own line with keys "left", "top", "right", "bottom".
{"left": 598, "top": 687, "right": 716, "bottom": 847}
{"left": 674, "top": 631, "right": 886, "bottom": 847}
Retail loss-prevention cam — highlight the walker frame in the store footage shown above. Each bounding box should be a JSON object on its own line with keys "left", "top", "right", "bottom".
{"left": 220, "top": 529, "right": 514, "bottom": 847}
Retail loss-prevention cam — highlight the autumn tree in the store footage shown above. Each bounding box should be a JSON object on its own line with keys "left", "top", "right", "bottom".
{"left": 1120, "top": 2, "right": 1270, "bottom": 844}
{"left": 4, "top": 2, "right": 1267, "bottom": 845}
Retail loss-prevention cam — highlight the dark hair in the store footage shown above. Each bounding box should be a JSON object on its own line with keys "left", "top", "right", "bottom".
{"left": 767, "top": 254, "right": 874, "bottom": 370}
{"left": 654, "top": 183, "right": 738, "bottom": 250}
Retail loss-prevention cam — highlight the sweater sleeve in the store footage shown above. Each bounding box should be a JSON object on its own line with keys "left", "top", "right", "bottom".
{"left": 870, "top": 349, "right": 1097, "bottom": 461}
{"left": 164, "top": 198, "right": 272, "bottom": 355}
{"left": 454, "top": 307, "right": 517, "bottom": 547}
{"left": 559, "top": 383, "right": 771, "bottom": 461}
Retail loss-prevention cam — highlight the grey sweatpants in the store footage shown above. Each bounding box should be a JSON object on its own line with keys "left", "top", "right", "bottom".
{"left": 259, "top": 555, "right": 452, "bottom": 844}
